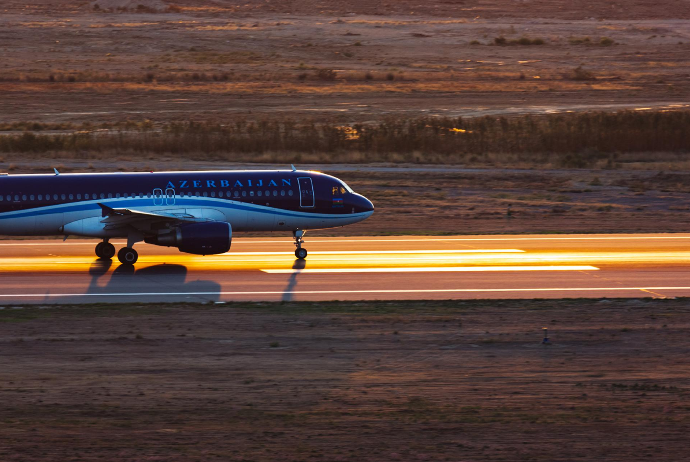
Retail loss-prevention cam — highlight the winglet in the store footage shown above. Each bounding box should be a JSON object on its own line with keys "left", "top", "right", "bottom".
{"left": 97, "top": 202, "right": 115, "bottom": 217}
{"left": 291, "top": 164, "right": 296, "bottom": 172}
{"left": 53, "top": 168, "right": 60, "bottom": 176}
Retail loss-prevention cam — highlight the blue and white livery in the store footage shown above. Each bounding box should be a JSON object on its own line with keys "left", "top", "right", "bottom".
{"left": 0, "top": 168, "right": 374, "bottom": 265}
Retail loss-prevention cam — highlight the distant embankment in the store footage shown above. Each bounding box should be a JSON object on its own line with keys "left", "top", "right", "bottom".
{"left": 1, "top": 110, "right": 689, "bottom": 168}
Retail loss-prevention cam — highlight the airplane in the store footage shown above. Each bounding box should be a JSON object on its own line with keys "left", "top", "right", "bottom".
{"left": 0, "top": 166, "right": 374, "bottom": 265}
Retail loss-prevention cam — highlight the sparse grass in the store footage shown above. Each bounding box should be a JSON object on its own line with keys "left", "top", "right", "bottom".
{"left": 569, "top": 36, "right": 592, "bottom": 45}
{"left": 315, "top": 68, "right": 337, "bottom": 81}
{"left": 566, "top": 66, "right": 597, "bottom": 81}
{"left": 569, "top": 36, "right": 615, "bottom": 46}
{"left": 1, "top": 110, "right": 688, "bottom": 168}
{"left": 494, "top": 36, "right": 545, "bottom": 46}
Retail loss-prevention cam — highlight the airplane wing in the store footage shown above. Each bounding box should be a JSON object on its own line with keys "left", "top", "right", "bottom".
{"left": 97, "top": 203, "right": 207, "bottom": 231}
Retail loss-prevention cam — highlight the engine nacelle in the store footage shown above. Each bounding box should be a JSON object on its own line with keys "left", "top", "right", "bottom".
{"left": 146, "top": 222, "right": 232, "bottom": 255}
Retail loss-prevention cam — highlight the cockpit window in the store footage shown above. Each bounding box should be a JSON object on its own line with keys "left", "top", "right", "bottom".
{"left": 340, "top": 180, "right": 354, "bottom": 193}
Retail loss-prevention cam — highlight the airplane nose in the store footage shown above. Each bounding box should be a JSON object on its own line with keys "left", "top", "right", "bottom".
{"left": 363, "top": 196, "right": 374, "bottom": 213}
{"left": 353, "top": 194, "right": 374, "bottom": 213}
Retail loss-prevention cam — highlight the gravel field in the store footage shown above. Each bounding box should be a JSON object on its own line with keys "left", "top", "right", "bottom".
{"left": 2, "top": 299, "right": 690, "bottom": 461}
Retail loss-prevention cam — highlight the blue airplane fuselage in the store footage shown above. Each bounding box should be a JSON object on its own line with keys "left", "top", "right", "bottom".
{"left": 0, "top": 169, "right": 374, "bottom": 237}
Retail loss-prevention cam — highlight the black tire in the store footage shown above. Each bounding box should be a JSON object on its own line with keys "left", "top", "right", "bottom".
{"left": 295, "top": 248, "right": 307, "bottom": 259}
{"left": 101, "top": 242, "right": 116, "bottom": 260}
{"left": 117, "top": 247, "right": 138, "bottom": 265}
{"left": 95, "top": 242, "right": 104, "bottom": 258}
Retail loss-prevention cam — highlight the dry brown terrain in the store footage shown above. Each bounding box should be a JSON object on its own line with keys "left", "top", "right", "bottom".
{"left": 0, "top": 0, "right": 689, "bottom": 124}
{"left": 339, "top": 167, "right": 690, "bottom": 235}
{"left": 2, "top": 298, "right": 690, "bottom": 461}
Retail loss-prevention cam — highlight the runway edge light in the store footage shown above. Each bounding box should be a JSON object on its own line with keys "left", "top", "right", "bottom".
{"left": 542, "top": 327, "right": 551, "bottom": 345}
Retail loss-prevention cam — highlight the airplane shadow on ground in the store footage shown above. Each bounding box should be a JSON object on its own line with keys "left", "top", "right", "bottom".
{"left": 282, "top": 258, "right": 306, "bottom": 302}
{"left": 78, "top": 258, "right": 222, "bottom": 303}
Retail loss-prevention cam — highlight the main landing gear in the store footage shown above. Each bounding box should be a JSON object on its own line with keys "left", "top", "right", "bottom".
{"left": 94, "top": 240, "right": 138, "bottom": 265}
{"left": 293, "top": 230, "right": 308, "bottom": 260}
{"left": 117, "top": 247, "right": 138, "bottom": 265}
{"left": 95, "top": 240, "right": 116, "bottom": 260}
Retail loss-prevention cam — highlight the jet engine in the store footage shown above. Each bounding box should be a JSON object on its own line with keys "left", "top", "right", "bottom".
{"left": 146, "top": 222, "right": 232, "bottom": 255}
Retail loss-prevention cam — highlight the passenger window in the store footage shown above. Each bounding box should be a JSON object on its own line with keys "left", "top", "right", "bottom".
{"left": 5, "top": 195, "right": 9, "bottom": 201}
{"left": 195, "top": 191, "right": 200, "bottom": 197}
{"left": 115, "top": 193, "right": 120, "bottom": 198}
{"left": 84, "top": 194, "right": 89, "bottom": 199}
{"left": 273, "top": 190, "right": 277, "bottom": 197}
{"left": 258, "top": 191, "right": 262, "bottom": 197}
{"left": 108, "top": 193, "right": 112, "bottom": 198}
{"left": 242, "top": 191, "right": 246, "bottom": 197}
{"left": 68, "top": 194, "right": 73, "bottom": 200}
{"left": 22, "top": 195, "right": 26, "bottom": 200}
{"left": 234, "top": 191, "right": 239, "bottom": 197}
{"left": 53, "top": 194, "right": 58, "bottom": 200}
{"left": 281, "top": 190, "right": 285, "bottom": 196}
{"left": 30, "top": 195, "right": 34, "bottom": 200}
{"left": 77, "top": 194, "right": 81, "bottom": 200}
{"left": 288, "top": 190, "right": 294, "bottom": 196}
{"left": 100, "top": 193, "right": 104, "bottom": 199}
{"left": 38, "top": 195, "right": 42, "bottom": 200}
{"left": 250, "top": 191, "right": 254, "bottom": 197}
{"left": 0, "top": 196, "right": 3, "bottom": 202}
{"left": 61, "top": 194, "right": 65, "bottom": 200}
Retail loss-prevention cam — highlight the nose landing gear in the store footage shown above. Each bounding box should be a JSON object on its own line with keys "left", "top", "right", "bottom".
{"left": 293, "top": 230, "right": 307, "bottom": 259}
{"left": 95, "top": 240, "right": 116, "bottom": 260}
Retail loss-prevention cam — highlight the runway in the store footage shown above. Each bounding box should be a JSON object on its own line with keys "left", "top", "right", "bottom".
{"left": 1, "top": 234, "right": 690, "bottom": 303}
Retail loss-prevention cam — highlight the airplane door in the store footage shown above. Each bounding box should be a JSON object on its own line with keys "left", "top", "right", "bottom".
{"left": 153, "top": 188, "right": 163, "bottom": 206}
{"left": 298, "top": 177, "right": 314, "bottom": 208}
{"left": 165, "top": 188, "right": 175, "bottom": 206}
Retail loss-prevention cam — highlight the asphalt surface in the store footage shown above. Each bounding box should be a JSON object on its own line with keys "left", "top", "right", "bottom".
{"left": 1, "top": 234, "right": 689, "bottom": 303}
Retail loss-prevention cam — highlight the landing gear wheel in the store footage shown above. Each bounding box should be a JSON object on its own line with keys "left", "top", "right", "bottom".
{"left": 96, "top": 242, "right": 116, "bottom": 260}
{"left": 117, "top": 247, "right": 138, "bottom": 265}
{"left": 101, "top": 242, "right": 115, "bottom": 259}
{"left": 95, "top": 242, "right": 104, "bottom": 258}
{"left": 293, "top": 230, "right": 307, "bottom": 260}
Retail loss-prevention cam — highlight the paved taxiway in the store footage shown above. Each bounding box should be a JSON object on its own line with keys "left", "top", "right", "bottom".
{"left": 0, "top": 234, "right": 689, "bottom": 303}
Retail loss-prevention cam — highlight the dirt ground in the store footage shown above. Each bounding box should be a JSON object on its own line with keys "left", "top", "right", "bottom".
{"left": 1, "top": 1, "right": 689, "bottom": 124}
{"left": 340, "top": 167, "right": 690, "bottom": 235}
{"left": 2, "top": 298, "right": 690, "bottom": 461}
